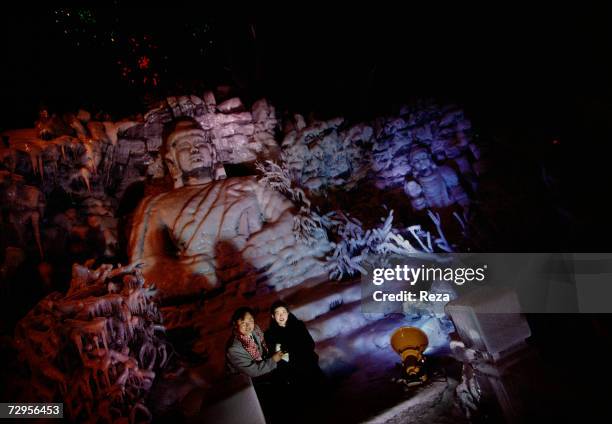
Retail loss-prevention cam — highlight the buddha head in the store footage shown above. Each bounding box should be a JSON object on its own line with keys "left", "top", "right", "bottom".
{"left": 162, "top": 117, "right": 226, "bottom": 188}
{"left": 409, "top": 145, "right": 435, "bottom": 178}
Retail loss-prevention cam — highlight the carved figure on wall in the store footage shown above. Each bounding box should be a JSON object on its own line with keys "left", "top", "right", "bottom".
{"left": 129, "top": 118, "right": 328, "bottom": 299}
{"left": 0, "top": 172, "right": 45, "bottom": 257}
{"left": 403, "top": 146, "right": 469, "bottom": 212}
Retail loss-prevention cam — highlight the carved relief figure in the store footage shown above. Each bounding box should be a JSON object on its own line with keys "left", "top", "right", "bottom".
{"left": 0, "top": 172, "right": 45, "bottom": 257}
{"left": 403, "top": 146, "right": 469, "bottom": 212}
{"left": 129, "top": 118, "right": 327, "bottom": 299}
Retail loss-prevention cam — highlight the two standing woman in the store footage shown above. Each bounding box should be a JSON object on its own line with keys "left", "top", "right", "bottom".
{"left": 226, "top": 301, "right": 324, "bottom": 385}
{"left": 225, "top": 301, "right": 325, "bottom": 422}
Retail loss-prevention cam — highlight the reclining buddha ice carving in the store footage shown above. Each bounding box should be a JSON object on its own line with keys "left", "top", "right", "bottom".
{"left": 129, "top": 118, "right": 329, "bottom": 299}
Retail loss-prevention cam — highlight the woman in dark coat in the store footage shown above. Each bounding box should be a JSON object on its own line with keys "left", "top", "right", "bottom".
{"left": 264, "top": 301, "right": 325, "bottom": 389}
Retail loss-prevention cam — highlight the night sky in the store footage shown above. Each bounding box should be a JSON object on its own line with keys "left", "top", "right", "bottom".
{"left": 2, "top": 6, "right": 610, "bottom": 131}
{"left": 2, "top": 6, "right": 611, "bottom": 226}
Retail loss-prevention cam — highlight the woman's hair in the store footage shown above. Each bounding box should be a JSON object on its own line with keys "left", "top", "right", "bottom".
{"left": 231, "top": 306, "right": 256, "bottom": 325}
{"left": 270, "top": 300, "right": 290, "bottom": 315}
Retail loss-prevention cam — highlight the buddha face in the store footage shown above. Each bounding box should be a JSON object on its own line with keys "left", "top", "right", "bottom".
{"left": 173, "top": 133, "right": 215, "bottom": 174}
{"left": 410, "top": 150, "right": 434, "bottom": 178}
{"left": 163, "top": 119, "right": 224, "bottom": 187}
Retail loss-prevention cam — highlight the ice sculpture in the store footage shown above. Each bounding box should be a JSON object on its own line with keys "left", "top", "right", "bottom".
{"left": 129, "top": 118, "right": 329, "bottom": 299}
{"left": 403, "top": 145, "right": 469, "bottom": 211}
{"left": 15, "top": 262, "right": 168, "bottom": 423}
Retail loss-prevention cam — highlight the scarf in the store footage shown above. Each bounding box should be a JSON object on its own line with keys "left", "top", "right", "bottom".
{"left": 236, "top": 325, "right": 268, "bottom": 361}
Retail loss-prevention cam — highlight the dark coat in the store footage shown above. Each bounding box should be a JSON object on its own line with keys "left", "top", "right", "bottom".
{"left": 264, "top": 313, "right": 323, "bottom": 384}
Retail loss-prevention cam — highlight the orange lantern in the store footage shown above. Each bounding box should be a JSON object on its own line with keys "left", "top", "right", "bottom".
{"left": 390, "top": 326, "right": 429, "bottom": 382}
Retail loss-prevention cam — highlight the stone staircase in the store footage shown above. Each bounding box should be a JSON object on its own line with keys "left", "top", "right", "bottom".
{"left": 163, "top": 268, "right": 452, "bottom": 382}
{"left": 159, "top": 273, "right": 457, "bottom": 423}
{"left": 186, "top": 274, "right": 417, "bottom": 380}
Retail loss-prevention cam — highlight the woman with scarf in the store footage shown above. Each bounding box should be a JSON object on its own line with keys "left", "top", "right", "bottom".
{"left": 226, "top": 306, "right": 285, "bottom": 378}
{"left": 226, "top": 306, "right": 286, "bottom": 422}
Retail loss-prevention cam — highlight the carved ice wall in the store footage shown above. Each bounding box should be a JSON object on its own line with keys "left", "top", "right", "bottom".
{"left": 14, "top": 263, "right": 168, "bottom": 423}
{"left": 281, "top": 102, "right": 483, "bottom": 196}
{"left": 0, "top": 92, "right": 280, "bottom": 260}
{"left": 0, "top": 94, "right": 483, "bottom": 266}
{"left": 1, "top": 93, "right": 487, "bottom": 421}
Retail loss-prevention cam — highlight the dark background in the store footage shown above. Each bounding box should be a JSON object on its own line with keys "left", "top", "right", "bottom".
{"left": 1, "top": 5, "right": 612, "bottom": 420}
{"left": 0, "top": 5, "right": 610, "bottom": 252}
{"left": 2, "top": 5, "right": 611, "bottom": 131}
{"left": 3, "top": 4, "right": 610, "bottom": 248}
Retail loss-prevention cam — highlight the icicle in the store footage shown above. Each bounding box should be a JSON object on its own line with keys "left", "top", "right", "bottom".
{"left": 101, "top": 326, "right": 109, "bottom": 351}
{"left": 31, "top": 213, "right": 44, "bottom": 259}
{"left": 72, "top": 332, "right": 84, "bottom": 356}
{"left": 38, "top": 155, "right": 44, "bottom": 182}
{"left": 82, "top": 140, "right": 97, "bottom": 174}
{"left": 105, "top": 145, "right": 114, "bottom": 185}
{"left": 15, "top": 261, "right": 167, "bottom": 422}
{"left": 80, "top": 167, "right": 91, "bottom": 192}
{"left": 28, "top": 151, "right": 38, "bottom": 175}
{"left": 101, "top": 363, "right": 111, "bottom": 389}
